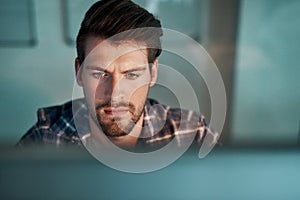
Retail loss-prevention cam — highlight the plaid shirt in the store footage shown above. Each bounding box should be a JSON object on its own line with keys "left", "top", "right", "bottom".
{"left": 17, "top": 98, "right": 219, "bottom": 149}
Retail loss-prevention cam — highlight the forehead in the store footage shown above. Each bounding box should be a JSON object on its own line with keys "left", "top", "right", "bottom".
{"left": 84, "top": 37, "right": 148, "bottom": 68}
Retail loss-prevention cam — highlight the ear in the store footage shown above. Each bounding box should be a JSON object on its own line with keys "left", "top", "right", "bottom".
{"left": 75, "top": 58, "right": 83, "bottom": 87}
{"left": 149, "top": 59, "right": 158, "bottom": 87}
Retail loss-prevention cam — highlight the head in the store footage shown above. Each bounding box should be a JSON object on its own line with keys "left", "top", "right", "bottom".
{"left": 75, "top": 0, "right": 163, "bottom": 138}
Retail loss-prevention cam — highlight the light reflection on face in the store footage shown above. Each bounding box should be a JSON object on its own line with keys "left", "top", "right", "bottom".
{"left": 76, "top": 37, "right": 157, "bottom": 137}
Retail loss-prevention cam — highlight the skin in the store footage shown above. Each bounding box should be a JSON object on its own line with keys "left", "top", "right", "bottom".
{"left": 75, "top": 36, "right": 158, "bottom": 148}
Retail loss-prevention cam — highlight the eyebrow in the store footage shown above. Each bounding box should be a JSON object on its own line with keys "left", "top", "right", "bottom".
{"left": 122, "top": 67, "right": 147, "bottom": 73}
{"left": 85, "top": 65, "right": 107, "bottom": 71}
{"left": 85, "top": 65, "right": 147, "bottom": 73}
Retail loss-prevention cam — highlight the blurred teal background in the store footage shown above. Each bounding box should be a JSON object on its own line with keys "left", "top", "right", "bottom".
{"left": 1, "top": 1, "right": 300, "bottom": 199}
{"left": 2, "top": 147, "right": 300, "bottom": 199}
{"left": 0, "top": 0, "right": 299, "bottom": 147}
{"left": 232, "top": 0, "right": 300, "bottom": 146}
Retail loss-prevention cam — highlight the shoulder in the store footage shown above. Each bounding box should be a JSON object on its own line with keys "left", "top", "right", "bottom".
{"left": 146, "top": 98, "right": 205, "bottom": 125}
{"left": 36, "top": 99, "right": 85, "bottom": 129}
{"left": 17, "top": 99, "right": 86, "bottom": 147}
{"left": 145, "top": 98, "right": 219, "bottom": 147}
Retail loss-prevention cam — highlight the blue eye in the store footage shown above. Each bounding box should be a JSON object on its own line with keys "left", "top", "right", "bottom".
{"left": 125, "top": 72, "right": 139, "bottom": 80}
{"left": 92, "top": 72, "right": 110, "bottom": 79}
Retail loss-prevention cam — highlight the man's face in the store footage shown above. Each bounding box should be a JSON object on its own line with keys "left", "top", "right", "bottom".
{"left": 76, "top": 37, "right": 158, "bottom": 137}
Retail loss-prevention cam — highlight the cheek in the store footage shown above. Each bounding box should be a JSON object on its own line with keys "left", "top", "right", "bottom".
{"left": 83, "top": 82, "right": 96, "bottom": 97}
{"left": 129, "top": 84, "right": 150, "bottom": 106}
{"left": 110, "top": 74, "right": 151, "bottom": 101}
{"left": 123, "top": 75, "right": 151, "bottom": 101}
{"left": 81, "top": 74, "right": 98, "bottom": 104}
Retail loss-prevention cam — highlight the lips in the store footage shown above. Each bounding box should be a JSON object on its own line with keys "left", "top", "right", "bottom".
{"left": 104, "top": 107, "right": 129, "bottom": 116}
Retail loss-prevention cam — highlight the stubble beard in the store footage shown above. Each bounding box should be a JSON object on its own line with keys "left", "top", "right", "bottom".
{"left": 95, "top": 102, "right": 144, "bottom": 137}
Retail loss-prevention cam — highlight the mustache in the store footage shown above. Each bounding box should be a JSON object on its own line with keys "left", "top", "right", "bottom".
{"left": 95, "top": 101, "right": 135, "bottom": 110}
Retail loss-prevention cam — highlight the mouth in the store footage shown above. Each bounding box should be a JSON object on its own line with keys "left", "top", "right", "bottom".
{"left": 103, "top": 107, "right": 129, "bottom": 116}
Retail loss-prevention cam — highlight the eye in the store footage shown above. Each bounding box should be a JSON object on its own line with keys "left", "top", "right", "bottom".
{"left": 92, "top": 72, "right": 110, "bottom": 79}
{"left": 125, "top": 72, "right": 140, "bottom": 80}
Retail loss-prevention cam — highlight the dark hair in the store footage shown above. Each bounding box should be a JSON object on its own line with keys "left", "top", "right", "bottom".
{"left": 76, "top": 0, "right": 163, "bottom": 65}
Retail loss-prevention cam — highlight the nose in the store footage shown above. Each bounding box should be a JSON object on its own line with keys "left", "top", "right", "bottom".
{"left": 111, "top": 75, "right": 124, "bottom": 101}
{"left": 96, "top": 74, "right": 124, "bottom": 100}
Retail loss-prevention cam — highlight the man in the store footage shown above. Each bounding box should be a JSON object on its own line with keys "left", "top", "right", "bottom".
{"left": 17, "top": 0, "right": 219, "bottom": 151}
